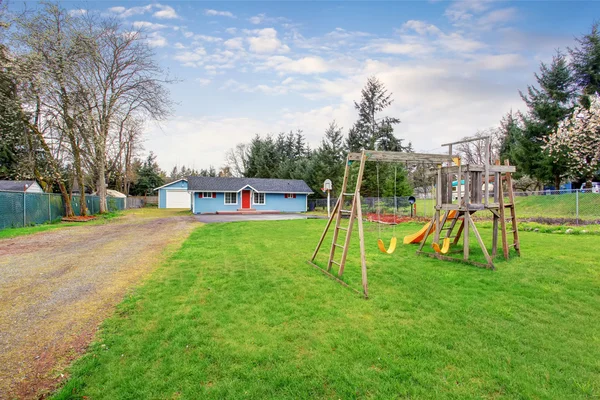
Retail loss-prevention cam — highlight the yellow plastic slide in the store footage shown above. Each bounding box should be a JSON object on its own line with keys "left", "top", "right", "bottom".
{"left": 403, "top": 211, "right": 458, "bottom": 245}
{"left": 403, "top": 221, "right": 433, "bottom": 244}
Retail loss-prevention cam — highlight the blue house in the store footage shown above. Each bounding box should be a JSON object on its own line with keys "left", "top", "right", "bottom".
{"left": 156, "top": 179, "right": 191, "bottom": 209}
{"left": 187, "top": 176, "right": 313, "bottom": 214}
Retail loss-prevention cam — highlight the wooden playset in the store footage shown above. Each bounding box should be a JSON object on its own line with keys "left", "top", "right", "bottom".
{"left": 308, "top": 136, "right": 521, "bottom": 298}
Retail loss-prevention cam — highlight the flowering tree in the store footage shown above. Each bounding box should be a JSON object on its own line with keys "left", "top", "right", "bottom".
{"left": 545, "top": 94, "right": 600, "bottom": 186}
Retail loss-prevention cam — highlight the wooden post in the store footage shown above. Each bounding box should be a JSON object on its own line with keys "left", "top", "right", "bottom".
{"left": 484, "top": 136, "right": 490, "bottom": 206}
{"left": 355, "top": 195, "right": 368, "bottom": 298}
{"left": 468, "top": 217, "right": 494, "bottom": 268}
{"left": 311, "top": 198, "right": 341, "bottom": 261}
{"left": 505, "top": 160, "right": 521, "bottom": 256}
{"left": 327, "top": 157, "right": 351, "bottom": 271}
{"left": 338, "top": 151, "right": 366, "bottom": 277}
{"left": 463, "top": 166, "right": 470, "bottom": 260}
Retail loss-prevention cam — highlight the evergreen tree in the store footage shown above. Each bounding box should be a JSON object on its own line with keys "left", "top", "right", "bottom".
{"left": 345, "top": 76, "right": 410, "bottom": 196}
{"left": 570, "top": 23, "right": 600, "bottom": 106}
{"left": 515, "top": 51, "right": 575, "bottom": 188}
{"left": 130, "top": 152, "right": 164, "bottom": 195}
{"left": 0, "top": 23, "right": 25, "bottom": 179}
{"left": 309, "top": 122, "right": 346, "bottom": 195}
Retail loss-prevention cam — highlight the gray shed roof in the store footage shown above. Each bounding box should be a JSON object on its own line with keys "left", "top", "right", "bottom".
{"left": 0, "top": 180, "right": 39, "bottom": 192}
{"left": 187, "top": 176, "right": 313, "bottom": 193}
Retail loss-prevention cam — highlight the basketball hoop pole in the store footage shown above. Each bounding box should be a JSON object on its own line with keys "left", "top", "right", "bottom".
{"left": 327, "top": 189, "right": 331, "bottom": 218}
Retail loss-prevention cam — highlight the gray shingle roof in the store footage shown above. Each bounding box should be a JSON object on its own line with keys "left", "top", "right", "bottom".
{"left": 187, "top": 176, "right": 313, "bottom": 193}
{"left": 0, "top": 180, "right": 39, "bottom": 192}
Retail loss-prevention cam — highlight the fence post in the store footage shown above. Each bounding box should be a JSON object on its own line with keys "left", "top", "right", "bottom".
{"left": 23, "top": 192, "right": 26, "bottom": 227}
{"left": 576, "top": 190, "right": 579, "bottom": 225}
{"left": 48, "top": 192, "right": 51, "bottom": 222}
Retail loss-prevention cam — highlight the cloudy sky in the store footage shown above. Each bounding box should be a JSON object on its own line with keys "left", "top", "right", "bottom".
{"left": 22, "top": 1, "right": 600, "bottom": 171}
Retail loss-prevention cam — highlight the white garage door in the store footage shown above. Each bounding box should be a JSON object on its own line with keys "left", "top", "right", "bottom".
{"left": 165, "top": 190, "right": 190, "bottom": 208}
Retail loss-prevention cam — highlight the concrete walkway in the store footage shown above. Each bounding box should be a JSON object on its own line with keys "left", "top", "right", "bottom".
{"left": 194, "top": 213, "right": 323, "bottom": 223}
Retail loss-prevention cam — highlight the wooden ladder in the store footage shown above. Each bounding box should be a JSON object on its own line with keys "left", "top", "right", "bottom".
{"left": 498, "top": 160, "right": 521, "bottom": 259}
{"left": 310, "top": 151, "right": 368, "bottom": 297}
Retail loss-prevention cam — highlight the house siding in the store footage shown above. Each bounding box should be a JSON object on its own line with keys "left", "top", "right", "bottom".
{"left": 158, "top": 180, "right": 189, "bottom": 209}
{"left": 192, "top": 192, "right": 307, "bottom": 214}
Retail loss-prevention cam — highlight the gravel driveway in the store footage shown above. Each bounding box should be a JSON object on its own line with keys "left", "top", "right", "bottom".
{"left": 0, "top": 211, "right": 196, "bottom": 399}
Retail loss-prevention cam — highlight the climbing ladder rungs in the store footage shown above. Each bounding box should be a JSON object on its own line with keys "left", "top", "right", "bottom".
{"left": 334, "top": 243, "right": 344, "bottom": 248}
{"left": 341, "top": 209, "right": 353, "bottom": 213}
{"left": 343, "top": 192, "right": 355, "bottom": 196}
{"left": 337, "top": 227, "right": 348, "bottom": 231}
{"left": 331, "top": 260, "right": 341, "bottom": 266}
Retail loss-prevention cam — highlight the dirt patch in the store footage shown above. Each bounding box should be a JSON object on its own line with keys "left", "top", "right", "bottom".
{"left": 61, "top": 216, "right": 97, "bottom": 222}
{"left": 0, "top": 211, "right": 197, "bottom": 399}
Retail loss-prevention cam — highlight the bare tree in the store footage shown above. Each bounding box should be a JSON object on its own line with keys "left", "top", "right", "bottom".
{"left": 75, "top": 16, "right": 173, "bottom": 212}
{"left": 456, "top": 129, "right": 502, "bottom": 165}
{"left": 12, "top": 3, "right": 91, "bottom": 216}
{"left": 224, "top": 143, "right": 249, "bottom": 177}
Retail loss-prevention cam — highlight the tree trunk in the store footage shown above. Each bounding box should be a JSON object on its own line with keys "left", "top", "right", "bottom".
{"left": 97, "top": 146, "right": 107, "bottom": 213}
{"left": 24, "top": 118, "right": 74, "bottom": 216}
{"left": 554, "top": 175, "right": 561, "bottom": 191}
{"left": 69, "top": 135, "right": 88, "bottom": 216}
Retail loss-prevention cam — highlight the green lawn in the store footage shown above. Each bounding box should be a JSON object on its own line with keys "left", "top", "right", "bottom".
{"left": 412, "top": 193, "right": 600, "bottom": 222}
{"left": 0, "top": 211, "right": 123, "bottom": 239}
{"left": 54, "top": 219, "right": 600, "bottom": 399}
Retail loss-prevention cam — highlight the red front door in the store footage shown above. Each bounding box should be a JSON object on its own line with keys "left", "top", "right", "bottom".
{"left": 242, "top": 190, "right": 251, "bottom": 209}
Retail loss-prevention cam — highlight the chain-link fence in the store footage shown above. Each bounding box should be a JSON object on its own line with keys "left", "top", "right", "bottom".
{"left": 309, "top": 189, "right": 600, "bottom": 224}
{"left": 0, "top": 191, "right": 126, "bottom": 230}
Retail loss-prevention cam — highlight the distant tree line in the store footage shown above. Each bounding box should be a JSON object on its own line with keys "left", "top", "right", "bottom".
{"left": 225, "top": 77, "right": 414, "bottom": 198}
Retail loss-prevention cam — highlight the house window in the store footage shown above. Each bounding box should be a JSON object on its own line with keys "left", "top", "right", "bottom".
{"left": 253, "top": 192, "right": 265, "bottom": 205}
{"left": 224, "top": 192, "right": 237, "bottom": 205}
{"left": 200, "top": 192, "right": 214, "bottom": 199}
{"left": 284, "top": 193, "right": 297, "bottom": 199}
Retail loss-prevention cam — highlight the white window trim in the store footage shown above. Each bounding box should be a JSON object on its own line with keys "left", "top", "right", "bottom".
{"left": 252, "top": 192, "right": 266, "bottom": 205}
{"left": 201, "top": 191, "right": 214, "bottom": 199}
{"left": 284, "top": 193, "right": 297, "bottom": 199}
{"left": 224, "top": 192, "right": 238, "bottom": 205}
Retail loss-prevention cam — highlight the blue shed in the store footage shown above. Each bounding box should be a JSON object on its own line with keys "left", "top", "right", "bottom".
{"left": 155, "top": 179, "right": 190, "bottom": 209}
{"left": 187, "top": 176, "right": 313, "bottom": 214}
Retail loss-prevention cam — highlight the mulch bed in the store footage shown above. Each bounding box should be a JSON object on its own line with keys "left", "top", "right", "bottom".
{"left": 365, "top": 214, "right": 425, "bottom": 224}
{"left": 61, "top": 216, "right": 97, "bottom": 222}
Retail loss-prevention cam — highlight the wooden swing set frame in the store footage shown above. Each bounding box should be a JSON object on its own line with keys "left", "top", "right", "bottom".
{"left": 308, "top": 137, "right": 521, "bottom": 299}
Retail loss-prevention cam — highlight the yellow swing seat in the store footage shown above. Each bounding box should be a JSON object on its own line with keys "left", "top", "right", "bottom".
{"left": 432, "top": 237, "right": 451, "bottom": 254}
{"left": 377, "top": 236, "right": 397, "bottom": 254}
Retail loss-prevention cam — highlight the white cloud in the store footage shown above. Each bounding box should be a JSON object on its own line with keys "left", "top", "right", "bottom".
{"left": 154, "top": 4, "right": 179, "bottom": 19}
{"left": 401, "top": 20, "right": 442, "bottom": 36}
{"left": 246, "top": 28, "right": 289, "bottom": 54}
{"left": 472, "top": 53, "right": 528, "bottom": 70}
{"left": 107, "top": 4, "right": 178, "bottom": 19}
{"left": 204, "top": 9, "right": 236, "bottom": 18}
{"left": 133, "top": 21, "right": 168, "bottom": 30}
{"left": 108, "top": 4, "right": 153, "bottom": 18}
{"left": 69, "top": 9, "right": 87, "bottom": 17}
{"left": 174, "top": 42, "right": 186, "bottom": 49}
{"left": 263, "top": 56, "right": 330, "bottom": 74}
{"left": 249, "top": 13, "right": 266, "bottom": 24}
{"left": 224, "top": 37, "right": 244, "bottom": 50}
{"left": 196, "top": 78, "right": 212, "bottom": 86}
{"left": 445, "top": 0, "right": 491, "bottom": 24}
{"left": 146, "top": 32, "right": 168, "bottom": 48}
{"left": 477, "top": 8, "right": 518, "bottom": 28}
{"left": 362, "top": 41, "right": 433, "bottom": 56}
{"left": 146, "top": 116, "right": 280, "bottom": 170}
{"left": 193, "top": 34, "right": 222, "bottom": 43}
{"left": 225, "top": 27, "right": 237, "bottom": 35}
{"left": 174, "top": 47, "right": 207, "bottom": 67}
